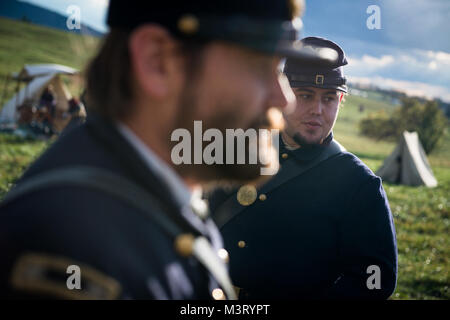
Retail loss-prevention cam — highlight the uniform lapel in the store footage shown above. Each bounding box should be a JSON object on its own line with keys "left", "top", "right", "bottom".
{"left": 85, "top": 115, "right": 204, "bottom": 236}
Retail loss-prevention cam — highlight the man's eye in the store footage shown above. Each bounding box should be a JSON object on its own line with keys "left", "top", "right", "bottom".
{"left": 298, "top": 94, "right": 311, "bottom": 99}
{"left": 323, "top": 96, "right": 337, "bottom": 103}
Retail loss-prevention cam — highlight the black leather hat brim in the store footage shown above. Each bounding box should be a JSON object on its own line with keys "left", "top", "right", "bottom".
{"left": 289, "top": 82, "right": 348, "bottom": 93}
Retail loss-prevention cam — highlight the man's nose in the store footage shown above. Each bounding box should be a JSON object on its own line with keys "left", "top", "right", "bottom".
{"left": 310, "top": 98, "right": 323, "bottom": 115}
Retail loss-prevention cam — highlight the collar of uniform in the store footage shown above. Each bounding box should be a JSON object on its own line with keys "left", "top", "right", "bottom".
{"left": 116, "top": 122, "right": 192, "bottom": 210}
{"left": 279, "top": 132, "right": 334, "bottom": 163}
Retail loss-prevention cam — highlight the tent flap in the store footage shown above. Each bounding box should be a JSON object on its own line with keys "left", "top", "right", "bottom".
{"left": 0, "top": 64, "right": 78, "bottom": 124}
{"left": 0, "top": 74, "right": 54, "bottom": 124}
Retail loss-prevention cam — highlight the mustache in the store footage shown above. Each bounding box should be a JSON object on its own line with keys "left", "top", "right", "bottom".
{"left": 200, "top": 106, "right": 285, "bottom": 135}
{"left": 248, "top": 107, "right": 285, "bottom": 132}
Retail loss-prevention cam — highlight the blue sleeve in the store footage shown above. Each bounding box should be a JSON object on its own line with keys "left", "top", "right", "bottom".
{"left": 324, "top": 176, "right": 398, "bottom": 299}
{"left": 0, "top": 188, "right": 179, "bottom": 299}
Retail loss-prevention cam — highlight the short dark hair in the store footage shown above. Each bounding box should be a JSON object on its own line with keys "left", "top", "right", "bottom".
{"left": 85, "top": 28, "right": 208, "bottom": 120}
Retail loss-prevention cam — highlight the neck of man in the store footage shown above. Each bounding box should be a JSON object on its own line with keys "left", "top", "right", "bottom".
{"left": 121, "top": 101, "right": 201, "bottom": 193}
{"left": 281, "top": 131, "right": 301, "bottom": 150}
{"left": 281, "top": 131, "right": 333, "bottom": 150}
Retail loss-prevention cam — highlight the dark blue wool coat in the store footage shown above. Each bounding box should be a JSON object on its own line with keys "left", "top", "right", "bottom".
{"left": 0, "top": 116, "right": 223, "bottom": 299}
{"left": 209, "top": 135, "right": 398, "bottom": 299}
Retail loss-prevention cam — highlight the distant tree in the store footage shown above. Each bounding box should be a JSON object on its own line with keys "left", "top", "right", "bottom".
{"left": 416, "top": 100, "right": 448, "bottom": 153}
{"left": 359, "top": 97, "right": 448, "bottom": 154}
{"left": 359, "top": 109, "right": 397, "bottom": 141}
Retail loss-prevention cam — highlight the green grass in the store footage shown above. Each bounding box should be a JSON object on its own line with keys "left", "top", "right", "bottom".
{"left": 0, "top": 133, "right": 50, "bottom": 198}
{"left": 0, "top": 18, "right": 449, "bottom": 299}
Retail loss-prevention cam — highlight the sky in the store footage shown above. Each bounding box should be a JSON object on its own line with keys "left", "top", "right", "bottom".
{"left": 21, "top": 0, "right": 450, "bottom": 102}
{"left": 22, "top": 0, "right": 108, "bottom": 32}
{"left": 302, "top": 0, "right": 450, "bottom": 102}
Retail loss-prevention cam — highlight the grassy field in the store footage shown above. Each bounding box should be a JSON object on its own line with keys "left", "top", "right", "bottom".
{"left": 335, "top": 95, "right": 450, "bottom": 300}
{"left": 0, "top": 19, "right": 449, "bottom": 300}
{"left": 0, "top": 17, "right": 99, "bottom": 102}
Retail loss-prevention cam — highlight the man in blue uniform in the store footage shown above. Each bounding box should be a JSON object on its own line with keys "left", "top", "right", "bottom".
{"left": 0, "top": 2, "right": 338, "bottom": 299}
{"left": 209, "top": 37, "right": 398, "bottom": 299}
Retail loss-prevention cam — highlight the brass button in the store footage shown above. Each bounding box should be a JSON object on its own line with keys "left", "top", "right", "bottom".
{"left": 178, "top": 14, "right": 199, "bottom": 34}
{"left": 259, "top": 194, "right": 267, "bottom": 201}
{"left": 238, "top": 240, "right": 246, "bottom": 248}
{"left": 212, "top": 288, "right": 225, "bottom": 300}
{"left": 174, "top": 234, "right": 195, "bottom": 257}
{"left": 282, "top": 153, "right": 289, "bottom": 159}
{"left": 217, "top": 248, "right": 229, "bottom": 263}
{"left": 237, "top": 184, "right": 257, "bottom": 206}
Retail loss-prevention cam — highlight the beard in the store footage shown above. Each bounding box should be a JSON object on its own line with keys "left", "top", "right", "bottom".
{"left": 292, "top": 131, "right": 322, "bottom": 148}
{"left": 171, "top": 77, "right": 281, "bottom": 189}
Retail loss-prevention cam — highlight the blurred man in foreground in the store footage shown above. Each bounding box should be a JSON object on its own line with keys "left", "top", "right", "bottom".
{"left": 0, "top": 2, "right": 336, "bottom": 299}
{"left": 210, "top": 37, "right": 398, "bottom": 300}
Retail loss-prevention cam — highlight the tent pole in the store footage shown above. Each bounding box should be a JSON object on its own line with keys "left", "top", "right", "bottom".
{"left": 14, "top": 78, "right": 21, "bottom": 111}
{"left": 0, "top": 73, "right": 10, "bottom": 110}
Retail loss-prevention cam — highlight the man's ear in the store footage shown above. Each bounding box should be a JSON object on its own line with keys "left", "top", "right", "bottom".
{"left": 128, "top": 25, "right": 177, "bottom": 99}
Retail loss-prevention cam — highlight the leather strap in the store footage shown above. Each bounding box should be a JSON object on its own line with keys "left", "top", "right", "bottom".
{"left": 214, "top": 140, "right": 346, "bottom": 228}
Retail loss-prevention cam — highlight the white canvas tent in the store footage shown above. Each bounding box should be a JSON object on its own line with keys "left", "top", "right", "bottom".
{"left": 376, "top": 131, "right": 438, "bottom": 187}
{"left": 0, "top": 64, "right": 78, "bottom": 125}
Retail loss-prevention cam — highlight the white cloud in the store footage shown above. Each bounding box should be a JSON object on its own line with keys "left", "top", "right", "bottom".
{"left": 91, "top": 0, "right": 109, "bottom": 8}
{"left": 428, "top": 61, "right": 437, "bottom": 70}
{"left": 426, "top": 50, "right": 450, "bottom": 64}
{"left": 346, "top": 49, "right": 450, "bottom": 91}
{"left": 348, "top": 76, "right": 450, "bottom": 103}
{"left": 348, "top": 54, "right": 394, "bottom": 70}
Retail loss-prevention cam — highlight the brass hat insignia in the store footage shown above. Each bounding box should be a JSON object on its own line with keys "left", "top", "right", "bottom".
{"left": 178, "top": 14, "right": 199, "bottom": 35}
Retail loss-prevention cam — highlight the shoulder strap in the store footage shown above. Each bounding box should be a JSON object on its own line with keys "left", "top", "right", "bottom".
{"left": 259, "top": 139, "right": 346, "bottom": 195}
{"left": 214, "top": 140, "right": 346, "bottom": 228}
{"left": 1, "top": 166, "right": 237, "bottom": 299}
{"left": 2, "top": 166, "right": 185, "bottom": 237}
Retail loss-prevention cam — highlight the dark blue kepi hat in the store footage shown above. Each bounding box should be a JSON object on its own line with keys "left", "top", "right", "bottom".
{"left": 106, "top": 0, "right": 338, "bottom": 65}
{"left": 284, "top": 37, "right": 348, "bottom": 92}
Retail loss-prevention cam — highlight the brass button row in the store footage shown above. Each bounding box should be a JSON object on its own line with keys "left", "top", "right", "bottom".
{"left": 213, "top": 249, "right": 229, "bottom": 300}
{"left": 175, "top": 235, "right": 230, "bottom": 300}
{"left": 175, "top": 235, "right": 231, "bottom": 265}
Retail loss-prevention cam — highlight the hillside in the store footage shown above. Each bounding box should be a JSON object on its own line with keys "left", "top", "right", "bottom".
{"left": 0, "top": 17, "right": 100, "bottom": 105}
